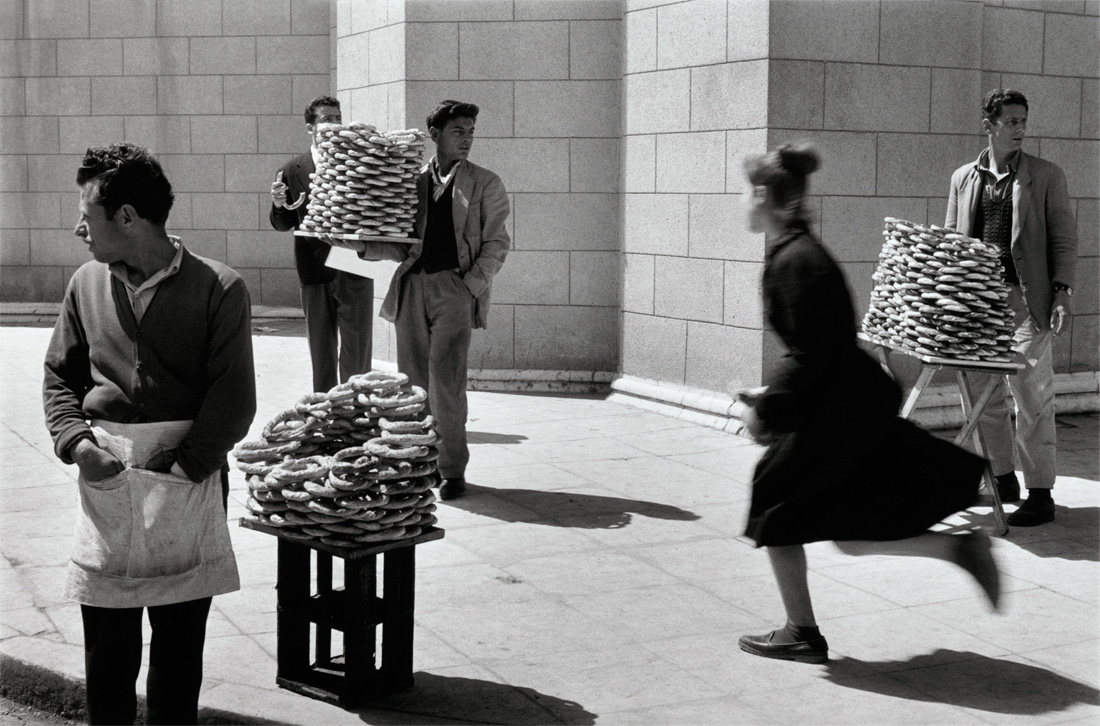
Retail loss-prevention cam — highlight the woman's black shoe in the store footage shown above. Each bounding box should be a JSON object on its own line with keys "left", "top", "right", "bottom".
{"left": 738, "top": 629, "right": 828, "bottom": 664}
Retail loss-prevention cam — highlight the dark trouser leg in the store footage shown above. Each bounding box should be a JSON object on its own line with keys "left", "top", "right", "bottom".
{"left": 332, "top": 271, "right": 375, "bottom": 382}
{"left": 301, "top": 282, "right": 339, "bottom": 392}
{"left": 427, "top": 271, "right": 474, "bottom": 479}
{"left": 81, "top": 604, "right": 143, "bottom": 726}
{"left": 395, "top": 271, "right": 432, "bottom": 399}
{"left": 145, "top": 597, "right": 212, "bottom": 726}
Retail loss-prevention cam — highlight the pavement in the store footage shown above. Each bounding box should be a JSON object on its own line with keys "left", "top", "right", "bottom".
{"left": 1, "top": 321, "right": 1098, "bottom": 726}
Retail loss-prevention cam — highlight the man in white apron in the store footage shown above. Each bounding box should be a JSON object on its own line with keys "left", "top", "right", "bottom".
{"left": 43, "top": 143, "right": 257, "bottom": 725}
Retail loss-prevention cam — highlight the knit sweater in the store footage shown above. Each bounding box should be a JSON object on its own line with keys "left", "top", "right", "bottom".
{"left": 43, "top": 245, "right": 257, "bottom": 482}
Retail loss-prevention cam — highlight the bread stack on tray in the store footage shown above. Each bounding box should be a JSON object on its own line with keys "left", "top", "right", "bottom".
{"left": 235, "top": 371, "right": 439, "bottom": 547}
{"left": 861, "top": 217, "right": 1015, "bottom": 362}
{"left": 298, "top": 122, "right": 426, "bottom": 238}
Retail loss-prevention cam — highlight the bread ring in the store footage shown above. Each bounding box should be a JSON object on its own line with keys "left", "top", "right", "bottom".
{"left": 306, "top": 499, "right": 359, "bottom": 517}
{"left": 304, "top": 510, "right": 344, "bottom": 524}
{"left": 302, "top": 525, "right": 332, "bottom": 537}
{"left": 326, "top": 381, "right": 357, "bottom": 403}
{"left": 233, "top": 439, "right": 302, "bottom": 462}
{"left": 321, "top": 536, "right": 362, "bottom": 548}
{"left": 381, "top": 493, "right": 422, "bottom": 510}
{"left": 346, "top": 509, "right": 385, "bottom": 524}
{"left": 365, "top": 439, "right": 429, "bottom": 459}
{"left": 370, "top": 402, "right": 424, "bottom": 417}
{"left": 369, "top": 385, "right": 427, "bottom": 408}
{"left": 279, "top": 486, "right": 314, "bottom": 502}
{"left": 328, "top": 470, "right": 371, "bottom": 492}
{"left": 335, "top": 492, "right": 390, "bottom": 511}
{"left": 381, "top": 429, "right": 439, "bottom": 446}
{"left": 353, "top": 527, "right": 405, "bottom": 544}
{"left": 376, "top": 507, "right": 414, "bottom": 524}
{"left": 269, "top": 455, "right": 329, "bottom": 484}
{"left": 380, "top": 416, "right": 434, "bottom": 433}
{"left": 303, "top": 480, "right": 342, "bottom": 499}
{"left": 320, "top": 521, "right": 362, "bottom": 535}
{"left": 296, "top": 392, "right": 333, "bottom": 417}
{"left": 350, "top": 370, "right": 409, "bottom": 391}
{"left": 253, "top": 488, "right": 286, "bottom": 502}
{"left": 247, "top": 497, "right": 288, "bottom": 515}
{"left": 240, "top": 460, "right": 279, "bottom": 478}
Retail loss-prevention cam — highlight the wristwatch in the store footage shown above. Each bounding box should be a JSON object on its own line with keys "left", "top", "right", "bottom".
{"left": 1052, "top": 282, "right": 1073, "bottom": 296}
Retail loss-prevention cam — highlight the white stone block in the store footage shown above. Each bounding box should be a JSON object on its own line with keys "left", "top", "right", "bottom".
{"left": 124, "top": 115, "right": 192, "bottom": 155}
{"left": 225, "top": 75, "right": 293, "bottom": 115}
{"left": 657, "top": 0, "right": 726, "bottom": 69}
{"left": 623, "top": 134, "right": 655, "bottom": 192}
{"left": 820, "top": 196, "right": 928, "bottom": 264}
{"left": 26, "top": 78, "right": 90, "bottom": 116}
{"left": 192, "top": 192, "right": 260, "bottom": 230}
{"left": 1002, "top": 73, "right": 1083, "bottom": 140}
{"left": 27, "top": 153, "right": 82, "bottom": 193}
{"left": 192, "top": 116, "right": 259, "bottom": 154}
{"left": 686, "top": 320, "right": 762, "bottom": 394}
{"left": 0, "top": 77, "right": 22, "bottom": 116}
{"left": 123, "top": 38, "right": 189, "bottom": 76}
{"left": 569, "top": 250, "right": 620, "bottom": 306}
{"left": 570, "top": 137, "right": 620, "bottom": 193}
{"left": 931, "top": 68, "right": 983, "bottom": 135}
{"left": 227, "top": 230, "right": 293, "bottom": 267}
{"left": 406, "top": 22, "right": 458, "bottom": 81}
{"left": 226, "top": 154, "right": 293, "bottom": 193}
{"left": 768, "top": 60, "right": 824, "bottom": 130}
{"left": 512, "top": 193, "right": 619, "bottom": 251}
{"left": 405, "top": 81, "right": 514, "bottom": 137}
{"left": 622, "top": 311, "right": 686, "bottom": 383}
{"left": 474, "top": 138, "right": 569, "bottom": 193}
{"left": 257, "top": 36, "right": 331, "bottom": 75}
{"left": 292, "top": 75, "right": 332, "bottom": 117}
{"left": 92, "top": 77, "right": 155, "bottom": 116}
{"left": 514, "top": 305, "right": 619, "bottom": 370}
{"left": 690, "top": 61, "right": 767, "bottom": 131}
{"left": 656, "top": 131, "right": 726, "bottom": 194}
{"left": 224, "top": 0, "right": 292, "bottom": 35}
{"left": 349, "top": 0, "right": 389, "bottom": 32}
{"left": 1084, "top": 79, "right": 1098, "bottom": 139}
{"left": 689, "top": 194, "right": 762, "bottom": 262}
{"left": 1041, "top": 138, "right": 1099, "bottom": 199}
{"left": 515, "top": 0, "right": 621, "bottom": 20}
{"left": 0, "top": 118, "right": 58, "bottom": 155}
{"left": 291, "top": 0, "right": 331, "bottom": 35}
{"left": 571, "top": 20, "right": 621, "bottom": 80}
{"left": 460, "top": 21, "right": 569, "bottom": 80}
{"left": 876, "top": 132, "right": 981, "bottom": 197}
{"left": 824, "top": 64, "right": 931, "bottom": 133}
{"left": 1044, "top": 10, "right": 1099, "bottom": 78}
{"left": 91, "top": 0, "right": 156, "bottom": 37}
{"left": 157, "top": 0, "right": 223, "bottom": 36}
{"left": 336, "top": 32, "right": 370, "bottom": 91}
{"left": 406, "top": 0, "right": 514, "bottom": 22}
{"left": 369, "top": 23, "right": 405, "bottom": 85}
{"left": 722, "top": 260, "right": 763, "bottom": 329}
{"left": 31, "top": 226, "right": 92, "bottom": 266}
{"left": 624, "top": 7, "right": 656, "bottom": 74}
{"left": 58, "top": 39, "right": 122, "bottom": 76}
{"left": 0, "top": 229, "right": 29, "bottom": 264}
{"left": 622, "top": 252, "right": 654, "bottom": 314}
{"left": 766, "top": 129, "right": 877, "bottom": 197}
{"left": 727, "top": 0, "right": 768, "bottom": 61}
{"left": 24, "top": 0, "right": 88, "bottom": 39}
{"left": 0, "top": 192, "right": 60, "bottom": 228}
{"left": 492, "top": 250, "right": 570, "bottom": 305}
{"left": 59, "top": 116, "right": 124, "bottom": 154}
{"left": 982, "top": 6, "right": 1043, "bottom": 74}
{"left": 770, "top": 0, "right": 879, "bottom": 63}
{"left": 0, "top": 40, "right": 58, "bottom": 77}
{"left": 623, "top": 193, "right": 688, "bottom": 255}
{"left": 190, "top": 37, "right": 257, "bottom": 75}
{"left": 879, "top": 0, "right": 981, "bottom": 69}
{"left": 515, "top": 80, "right": 620, "bottom": 137}
{"left": 159, "top": 154, "right": 226, "bottom": 193}
{"left": 0, "top": 154, "right": 27, "bottom": 192}
{"left": 654, "top": 255, "right": 724, "bottom": 323}
{"left": 624, "top": 69, "right": 690, "bottom": 134}
{"left": 158, "top": 76, "right": 223, "bottom": 115}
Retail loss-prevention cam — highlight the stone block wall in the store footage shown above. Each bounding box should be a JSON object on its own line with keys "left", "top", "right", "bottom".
{"left": 334, "top": 0, "right": 623, "bottom": 374}
{"left": 0, "top": 0, "right": 332, "bottom": 307}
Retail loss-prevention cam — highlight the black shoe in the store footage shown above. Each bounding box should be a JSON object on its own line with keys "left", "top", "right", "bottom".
{"left": 439, "top": 477, "right": 466, "bottom": 501}
{"left": 995, "top": 473, "right": 1021, "bottom": 503}
{"left": 738, "top": 629, "right": 828, "bottom": 664}
{"left": 1007, "top": 494, "right": 1055, "bottom": 527}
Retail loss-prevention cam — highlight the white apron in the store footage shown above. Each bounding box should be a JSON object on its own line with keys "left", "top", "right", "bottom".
{"left": 65, "top": 420, "right": 240, "bottom": 608}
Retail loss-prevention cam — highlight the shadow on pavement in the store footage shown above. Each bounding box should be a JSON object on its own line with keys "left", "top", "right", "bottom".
{"left": 360, "top": 672, "right": 596, "bottom": 725}
{"left": 447, "top": 483, "right": 700, "bottom": 529}
{"left": 468, "top": 431, "right": 529, "bottom": 445}
{"left": 825, "top": 650, "right": 1099, "bottom": 716}
{"left": 957, "top": 506, "right": 1100, "bottom": 562}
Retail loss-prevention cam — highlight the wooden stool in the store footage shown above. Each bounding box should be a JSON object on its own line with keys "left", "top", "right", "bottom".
{"left": 861, "top": 335, "right": 1024, "bottom": 536}
{"left": 240, "top": 520, "right": 444, "bottom": 707}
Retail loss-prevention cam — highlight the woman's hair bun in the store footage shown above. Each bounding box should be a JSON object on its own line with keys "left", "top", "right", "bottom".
{"left": 777, "top": 143, "right": 820, "bottom": 177}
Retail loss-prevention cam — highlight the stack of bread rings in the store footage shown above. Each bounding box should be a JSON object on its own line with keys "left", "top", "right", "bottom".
{"left": 297, "top": 122, "right": 425, "bottom": 238}
{"left": 234, "top": 370, "right": 440, "bottom": 548}
{"left": 862, "top": 217, "right": 1015, "bottom": 362}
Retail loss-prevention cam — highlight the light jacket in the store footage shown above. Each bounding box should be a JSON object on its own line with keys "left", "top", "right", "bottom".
{"left": 359, "top": 158, "right": 510, "bottom": 329}
{"left": 946, "top": 149, "right": 1078, "bottom": 329}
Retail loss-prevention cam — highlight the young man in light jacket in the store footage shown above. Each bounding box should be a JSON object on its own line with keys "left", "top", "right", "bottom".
{"left": 945, "top": 88, "right": 1078, "bottom": 527}
{"left": 352, "top": 100, "right": 510, "bottom": 500}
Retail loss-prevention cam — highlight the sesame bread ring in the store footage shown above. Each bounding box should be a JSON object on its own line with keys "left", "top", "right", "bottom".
{"left": 252, "top": 488, "right": 287, "bottom": 502}
{"left": 247, "top": 497, "right": 288, "bottom": 515}
{"left": 350, "top": 370, "right": 410, "bottom": 391}
{"left": 376, "top": 508, "right": 414, "bottom": 524}
{"left": 354, "top": 527, "right": 405, "bottom": 544}
{"left": 321, "top": 536, "right": 362, "bottom": 548}
{"left": 242, "top": 461, "right": 279, "bottom": 480}
{"left": 379, "top": 416, "right": 434, "bottom": 433}
{"left": 279, "top": 486, "right": 314, "bottom": 502}
{"left": 306, "top": 499, "right": 359, "bottom": 517}
{"left": 234, "top": 439, "right": 302, "bottom": 462}
{"left": 303, "top": 480, "right": 342, "bottom": 499}
{"left": 296, "top": 393, "right": 333, "bottom": 417}
{"left": 370, "top": 385, "right": 427, "bottom": 408}
{"left": 270, "top": 455, "right": 329, "bottom": 484}
{"left": 366, "top": 460, "right": 414, "bottom": 480}
{"left": 281, "top": 509, "right": 315, "bottom": 526}
{"left": 302, "top": 525, "right": 332, "bottom": 537}
{"left": 262, "top": 409, "right": 307, "bottom": 439}
{"left": 262, "top": 513, "right": 296, "bottom": 528}
{"left": 371, "top": 402, "right": 424, "bottom": 418}
{"left": 304, "top": 510, "right": 344, "bottom": 524}
{"left": 333, "top": 445, "right": 371, "bottom": 461}
{"left": 346, "top": 509, "right": 386, "bottom": 524}
{"left": 381, "top": 493, "right": 422, "bottom": 510}
{"left": 381, "top": 429, "right": 439, "bottom": 446}
{"left": 365, "top": 440, "right": 429, "bottom": 460}
{"left": 321, "top": 522, "right": 363, "bottom": 536}
{"left": 326, "top": 382, "right": 357, "bottom": 403}
{"left": 328, "top": 471, "right": 371, "bottom": 492}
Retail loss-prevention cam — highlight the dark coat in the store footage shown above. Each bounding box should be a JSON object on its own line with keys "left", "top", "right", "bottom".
{"left": 744, "top": 224, "right": 984, "bottom": 547}
{"left": 269, "top": 152, "right": 335, "bottom": 286}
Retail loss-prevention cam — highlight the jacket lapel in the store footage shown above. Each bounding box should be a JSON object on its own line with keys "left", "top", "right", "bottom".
{"left": 452, "top": 160, "right": 472, "bottom": 238}
{"left": 1012, "top": 153, "right": 1032, "bottom": 248}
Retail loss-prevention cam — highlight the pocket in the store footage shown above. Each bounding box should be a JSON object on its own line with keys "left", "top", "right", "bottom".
{"left": 73, "top": 470, "right": 134, "bottom": 577}
{"left": 127, "top": 468, "right": 206, "bottom": 579}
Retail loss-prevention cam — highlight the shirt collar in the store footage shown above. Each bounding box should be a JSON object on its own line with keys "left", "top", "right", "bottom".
{"left": 430, "top": 157, "right": 459, "bottom": 189}
{"left": 977, "top": 147, "right": 1019, "bottom": 176}
{"left": 109, "top": 236, "right": 184, "bottom": 293}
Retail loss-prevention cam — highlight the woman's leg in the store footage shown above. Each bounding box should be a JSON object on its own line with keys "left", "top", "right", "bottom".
{"left": 769, "top": 544, "right": 816, "bottom": 626}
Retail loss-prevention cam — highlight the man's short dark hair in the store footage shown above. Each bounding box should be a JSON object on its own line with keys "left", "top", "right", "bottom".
{"left": 982, "top": 88, "right": 1028, "bottom": 123}
{"left": 426, "top": 100, "right": 479, "bottom": 131}
{"left": 76, "top": 143, "right": 174, "bottom": 226}
{"left": 305, "top": 95, "right": 341, "bottom": 124}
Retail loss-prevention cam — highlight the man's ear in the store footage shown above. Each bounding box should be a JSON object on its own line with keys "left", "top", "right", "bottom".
{"left": 118, "top": 204, "right": 138, "bottom": 226}
{"left": 981, "top": 118, "right": 993, "bottom": 134}
{"left": 429, "top": 126, "right": 440, "bottom": 143}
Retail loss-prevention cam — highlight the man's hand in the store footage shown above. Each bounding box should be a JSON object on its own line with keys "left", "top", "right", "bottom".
{"left": 1051, "top": 290, "right": 1072, "bottom": 336}
{"left": 271, "top": 170, "right": 289, "bottom": 208}
{"left": 143, "top": 447, "right": 176, "bottom": 473}
{"left": 71, "top": 438, "right": 125, "bottom": 481}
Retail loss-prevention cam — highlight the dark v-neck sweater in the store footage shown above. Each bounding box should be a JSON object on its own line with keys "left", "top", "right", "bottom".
{"left": 43, "top": 246, "right": 257, "bottom": 481}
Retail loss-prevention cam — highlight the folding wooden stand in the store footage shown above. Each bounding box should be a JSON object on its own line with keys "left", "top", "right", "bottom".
{"left": 861, "top": 335, "right": 1025, "bottom": 536}
{"left": 240, "top": 520, "right": 444, "bottom": 707}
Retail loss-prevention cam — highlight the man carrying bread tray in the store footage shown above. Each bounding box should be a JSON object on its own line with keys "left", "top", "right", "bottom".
{"left": 44, "top": 143, "right": 256, "bottom": 724}
{"left": 946, "top": 88, "right": 1078, "bottom": 527}
{"left": 347, "top": 100, "right": 511, "bottom": 501}
{"left": 271, "top": 95, "right": 375, "bottom": 392}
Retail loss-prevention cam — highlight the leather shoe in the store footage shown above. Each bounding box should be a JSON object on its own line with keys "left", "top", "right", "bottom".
{"left": 738, "top": 630, "right": 828, "bottom": 664}
{"left": 1007, "top": 495, "right": 1055, "bottom": 527}
{"left": 995, "top": 473, "right": 1021, "bottom": 503}
{"left": 439, "top": 477, "right": 466, "bottom": 501}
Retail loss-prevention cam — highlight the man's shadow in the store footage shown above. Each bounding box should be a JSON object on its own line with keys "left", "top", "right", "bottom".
{"left": 446, "top": 483, "right": 700, "bottom": 529}
{"left": 469, "top": 431, "right": 529, "bottom": 445}
{"left": 959, "top": 505, "right": 1099, "bottom": 561}
{"left": 357, "top": 672, "right": 596, "bottom": 725}
{"left": 826, "top": 650, "right": 1098, "bottom": 716}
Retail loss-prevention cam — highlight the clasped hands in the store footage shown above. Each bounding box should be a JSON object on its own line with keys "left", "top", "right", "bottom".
{"left": 71, "top": 438, "right": 178, "bottom": 481}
